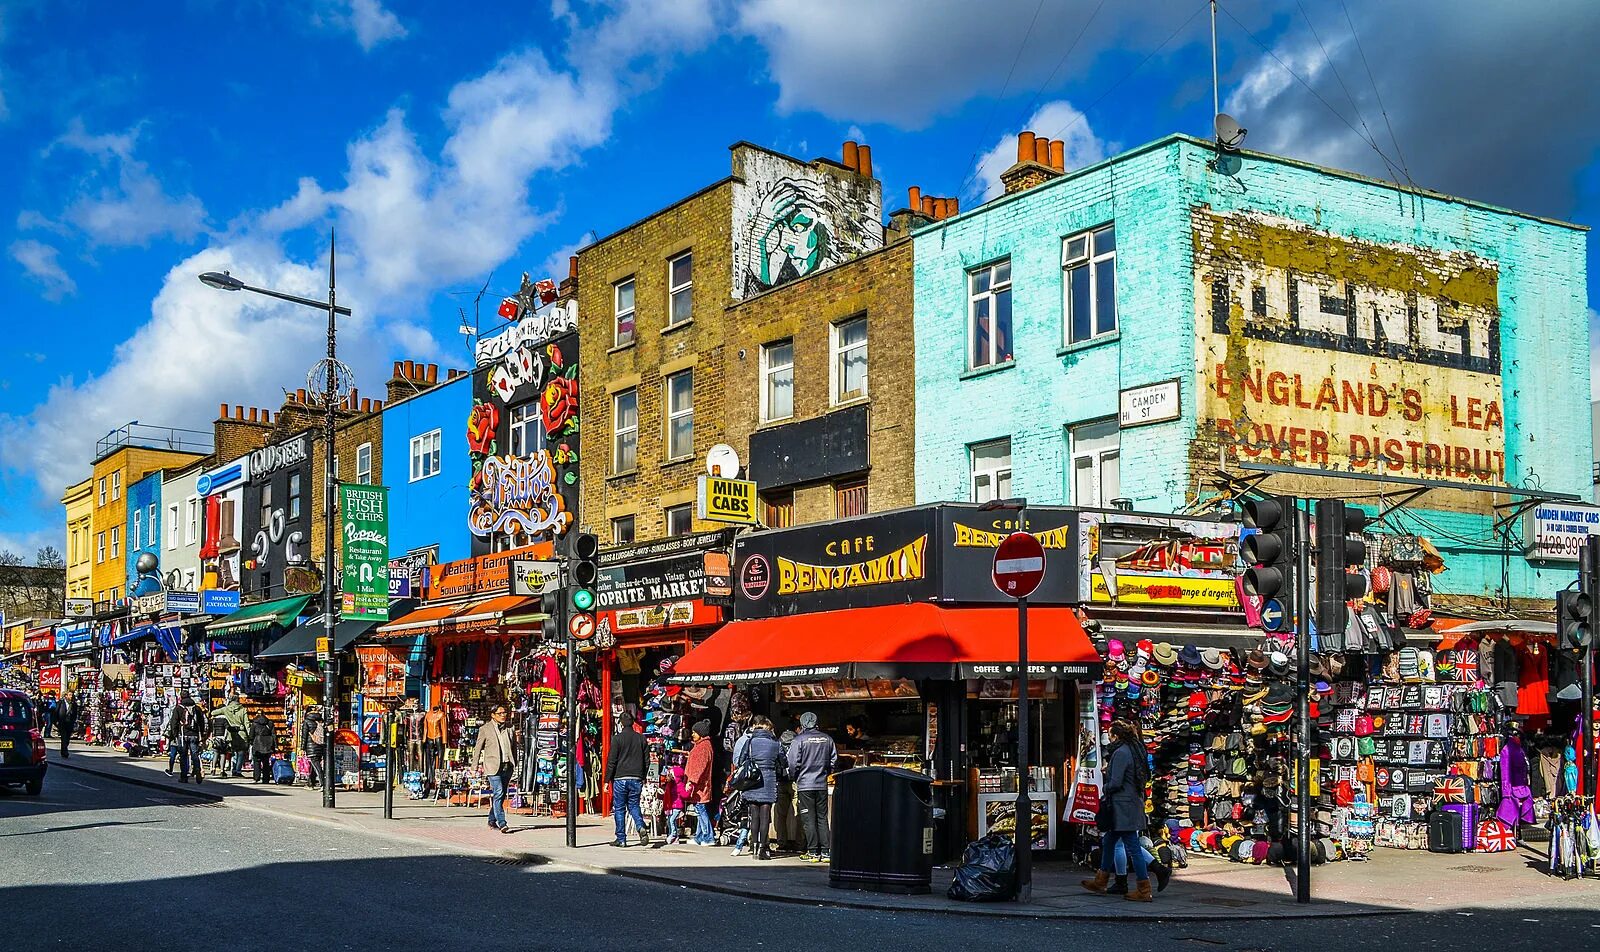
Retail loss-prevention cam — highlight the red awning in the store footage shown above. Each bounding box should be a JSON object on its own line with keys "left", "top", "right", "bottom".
{"left": 669, "top": 603, "right": 1102, "bottom": 684}
{"left": 375, "top": 602, "right": 463, "bottom": 636}
{"left": 442, "top": 594, "right": 534, "bottom": 634}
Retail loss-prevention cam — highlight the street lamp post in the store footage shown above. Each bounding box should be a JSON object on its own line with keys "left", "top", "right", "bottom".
{"left": 200, "top": 231, "right": 352, "bottom": 809}
{"left": 979, "top": 495, "right": 1031, "bottom": 901}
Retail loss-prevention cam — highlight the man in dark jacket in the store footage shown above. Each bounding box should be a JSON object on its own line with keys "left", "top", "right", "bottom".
{"left": 787, "top": 712, "right": 838, "bottom": 862}
{"left": 56, "top": 693, "right": 79, "bottom": 758}
{"left": 162, "top": 691, "right": 208, "bottom": 783}
{"left": 605, "top": 713, "right": 649, "bottom": 847}
{"left": 248, "top": 714, "right": 277, "bottom": 783}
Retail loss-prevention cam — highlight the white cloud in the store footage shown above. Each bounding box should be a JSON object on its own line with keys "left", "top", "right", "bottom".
{"left": 46, "top": 120, "right": 207, "bottom": 247}
{"left": 972, "top": 100, "right": 1105, "bottom": 200}
{"left": 313, "top": 0, "right": 408, "bottom": 52}
{"left": 8, "top": 239, "right": 76, "bottom": 300}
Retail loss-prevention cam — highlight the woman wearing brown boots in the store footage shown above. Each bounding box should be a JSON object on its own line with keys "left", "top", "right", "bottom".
{"left": 1081, "top": 720, "right": 1154, "bottom": 902}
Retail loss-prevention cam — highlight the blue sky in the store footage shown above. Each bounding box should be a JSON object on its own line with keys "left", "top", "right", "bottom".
{"left": 2, "top": 0, "right": 1598, "bottom": 558}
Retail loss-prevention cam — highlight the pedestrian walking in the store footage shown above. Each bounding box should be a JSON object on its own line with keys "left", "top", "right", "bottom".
{"left": 41, "top": 695, "right": 56, "bottom": 738}
{"left": 219, "top": 694, "right": 251, "bottom": 777}
{"left": 1082, "top": 719, "right": 1154, "bottom": 902}
{"left": 248, "top": 713, "right": 277, "bottom": 783}
{"left": 56, "top": 693, "right": 80, "bottom": 758}
{"left": 787, "top": 711, "right": 838, "bottom": 862}
{"left": 304, "top": 708, "right": 326, "bottom": 789}
{"left": 739, "top": 715, "right": 784, "bottom": 861}
{"left": 685, "top": 719, "right": 716, "bottom": 846}
{"left": 472, "top": 704, "right": 516, "bottom": 834}
{"left": 162, "top": 691, "right": 207, "bottom": 783}
{"left": 605, "top": 712, "right": 648, "bottom": 847}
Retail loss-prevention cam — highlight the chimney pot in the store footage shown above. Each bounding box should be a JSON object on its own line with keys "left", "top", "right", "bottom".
{"left": 1017, "top": 131, "right": 1036, "bottom": 164}
{"left": 1049, "top": 139, "right": 1065, "bottom": 172}
{"left": 392, "top": 360, "right": 402, "bottom": 377}
{"left": 234, "top": 405, "right": 245, "bottom": 420}
{"left": 218, "top": 403, "right": 229, "bottom": 419}
{"left": 426, "top": 364, "right": 438, "bottom": 383}
{"left": 921, "top": 196, "right": 935, "bottom": 216}
{"left": 857, "top": 144, "right": 872, "bottom": 179}
{"left": 842, "top": 140, "right": 859, "bottom": 171}
{"left": 1034, "top": 136, "right": 1050, "bottom": 165}
{"left": 247, "top": 408, "right": 257, "bottom": 423}
{"left": 907, "top": 186, "right": 922, "bottom": 211}
{"left": 950, "top": 197, "right": 960, "bottom": 215}
{"left": 374, "top": 399, "right": 383, "bottom": 411}
{"left": 568, "top": 254, "right": 578, "bottom": 279}
{"left": 297, "top": 388, "right": 307, "bottom": 404}
{"left": 403, "top": 360, "right": 415, "bottom": 379}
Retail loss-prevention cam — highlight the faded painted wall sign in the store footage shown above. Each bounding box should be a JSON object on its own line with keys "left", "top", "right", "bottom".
{"left": 731, "top": 149, "right": 882, "bottom": 299}
{"left": 1194, "top": 210, "right": 1505, "bottom": 488}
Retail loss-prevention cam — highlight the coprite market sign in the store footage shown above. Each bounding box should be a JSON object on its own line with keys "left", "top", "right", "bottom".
{"left": 596, "top": 531, "right": 732, "bottom": 632}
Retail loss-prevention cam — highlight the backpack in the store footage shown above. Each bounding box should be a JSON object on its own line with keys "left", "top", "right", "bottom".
{"left": 181, "top": 704, "right": 206, "bottom": 737}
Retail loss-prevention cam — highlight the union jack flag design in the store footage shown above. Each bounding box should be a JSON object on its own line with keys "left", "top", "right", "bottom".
{"left": 1434, "top": 777, "right": 1468, "bottom": 803}
{"left": 1477, "top": 819, "right": 1517, "bottom": 852}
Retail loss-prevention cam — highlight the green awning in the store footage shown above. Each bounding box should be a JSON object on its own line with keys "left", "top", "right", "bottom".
{"left": 207, "top": 595, "right": 312, "bottom": 636}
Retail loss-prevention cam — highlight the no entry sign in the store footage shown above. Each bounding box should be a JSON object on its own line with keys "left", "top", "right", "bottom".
{"left": 992, "top": 531, "right": 1046, "bottom": 599}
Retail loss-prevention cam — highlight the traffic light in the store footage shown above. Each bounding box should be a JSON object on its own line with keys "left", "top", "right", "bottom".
{"left": 567, "top": 531, "right": 599, "bottom": 614}
{"left": 540, "top": 589, "right": 561, "bottom": 642}
{"left": 1315, "top": 500, "right": 1370, "bottom": 637}
{"left": 1557, "top": 589, "right": 1592, "bottom": 649}
{"left": 1239, "top": 495, "right": 1295, "bottom": 608}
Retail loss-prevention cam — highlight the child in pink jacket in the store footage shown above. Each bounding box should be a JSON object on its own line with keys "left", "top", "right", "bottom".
{"left": 660, "top": 764, "right": 689, "bottom": 844}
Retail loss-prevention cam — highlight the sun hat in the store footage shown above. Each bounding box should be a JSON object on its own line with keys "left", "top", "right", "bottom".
{"left": 1152, "top": 643, "right": 1179, "bottom": 666}
{"left": 1200, "top": 647, "right": 1225, "bottom": 670}
{"left": 1268, "top": 651, "right": 1290, "bottom": 678}
{"left": 1247, "top": 649, "right": 1269, "bottom": 671}
{"left": 1178, "top": 645, "right": 1204, "bottom": 668}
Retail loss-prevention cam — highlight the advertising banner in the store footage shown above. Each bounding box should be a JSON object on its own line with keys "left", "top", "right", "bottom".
{"left": 1077, "top": 511, "right": 1241, "bottom": 610}
{"left": 1521, "top": 502, "right": 1600, "bottom": 562}
{"left": 429, "top": 544, "right": 551, "bottom": 600}
{"left": 39, "top": 665, "right": 62, "bottom": 694}
{"left": 734, "top": 508, "right": 939, "bottom": 619}
{"left": 340, "top": 485, "right": 390, "bottom": 622}
{"left": 940, "top": 505, "right": 1078, "bottom": 605}
{"left": 1193, "top": 209, "right": 1505, "bottom": 508}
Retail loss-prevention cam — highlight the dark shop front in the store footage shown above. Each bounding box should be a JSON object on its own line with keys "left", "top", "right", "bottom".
{"left": 670, "top": 505, "right": 1101, "bottom": 858}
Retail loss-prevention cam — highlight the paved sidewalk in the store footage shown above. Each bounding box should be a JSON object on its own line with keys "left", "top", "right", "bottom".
{"left": 53, "top": 747, "right": 1600, "bottom": 920}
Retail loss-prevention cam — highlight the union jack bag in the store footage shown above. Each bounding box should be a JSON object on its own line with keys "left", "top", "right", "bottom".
{"left": 1477, "top": 819, "right": 1517, "bottom": 853}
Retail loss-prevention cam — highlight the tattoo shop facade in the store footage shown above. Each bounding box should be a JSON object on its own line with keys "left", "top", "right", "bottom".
{"left": 669, "top": 503, "right": 1111, "bottom": 860}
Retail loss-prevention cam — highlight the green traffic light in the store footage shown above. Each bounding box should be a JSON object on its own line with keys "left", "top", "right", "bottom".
{"left": 572, "top": 588, "right": 595, "bottom": 611}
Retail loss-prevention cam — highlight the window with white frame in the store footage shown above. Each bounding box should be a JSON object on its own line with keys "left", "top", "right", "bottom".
{"left": 1063, "top": 224, "right": 1117, "bottom": 345}
{"left": 509, "top": 402, "right": 541, "bottom": 458}
{"left": 97, "top": 531, "right": 105, "bottom": 563}
{"left": 111, "top": 471, "right": 121, "bottom": 501}
{"left": 168, "top": 504, "right": 179, "bottom": 549}
{"left": 668, "top": 251, "right": 693, "bottom": 326}
{"left": 97, "top": 478, "right": 106, "bottom": 506}
{"left": 614, "top": 276, "right": 636, "bottom": 346}
{"left": 259, "top": 482, "right": 273, "bottom": 528}
{"left": 665, "top": 370, "right": 693, "bottom": 461}
{"left": 356, "top": 442, "right": 373, "bottom": 484}
{"left": 1069, "top": 419, "right": 1121, "bottom": 507}
{"left": 409, "top": 429, "right": 442, "bottom": 481}
{"left": 289, "top": 473, "right": 302, "bottom": 521}
{"left": 760, "top": 340, "right": 794, "bottom": 422}
{"left": 148, "top": 503, "right": 156, "bottom": 540}
{"left": 186, "top": 497, "right": 200, "bottom": 544}
{"left": 970, "top": 438, "right": 1012, "bottom": 504}
{"left": 665, "top": 504, "right": 693, "bottom": 537}
{"left": 133, "top": 509, "right": 142, "bottom": 549}
{"left": 832, "top": 316, "right": 867, "bottom": 403}
{"left": 968, "top": 260, "right": 1013, "bottom": 369}
{"left": 110, "top": 526, "right": 120, "bottom": 559}
{"left": 613, "top": 389, "right": 638, "bottom": 473}
{"left": 611, "top": 515, "right": 636, "bottom": 545}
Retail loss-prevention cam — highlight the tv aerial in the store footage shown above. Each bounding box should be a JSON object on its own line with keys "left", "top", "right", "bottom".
{"left": 1215, "top": 113, "right": 1247, "bottom": 151}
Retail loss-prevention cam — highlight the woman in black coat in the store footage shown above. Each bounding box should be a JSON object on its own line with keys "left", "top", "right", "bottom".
{"left": 738, "top": 716, "right": 784, "bottom": 861}
{"left": 248, "top": 714, "right": 277, "bottom": 784}
{"left": 1082, "top": 719, "right": 1153, "bottom": 902}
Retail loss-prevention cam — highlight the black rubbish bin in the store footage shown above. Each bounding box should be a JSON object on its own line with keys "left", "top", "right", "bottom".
{"left": 828, "top": 766, "right": 935, "bottom": 895}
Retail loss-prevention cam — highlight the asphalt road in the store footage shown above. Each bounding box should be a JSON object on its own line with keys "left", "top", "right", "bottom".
{"left": 2, "top": 771, "right": 1596, "bottom": 951}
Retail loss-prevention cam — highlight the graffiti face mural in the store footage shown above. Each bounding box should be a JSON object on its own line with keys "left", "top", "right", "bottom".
{"left": 468, "top": 322, "right": 580, "bottom": 556}
{"left": 732, "top": 151, "right": 883, "bottom": 299}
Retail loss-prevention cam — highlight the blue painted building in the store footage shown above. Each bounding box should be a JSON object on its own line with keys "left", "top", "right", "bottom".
{"left": 913, "top": 133, "right": 1589, "bottom": 605}
{"left": 383, "top": 371, "right": 474, "bottom": 566}
{"left": 125, "top": 471, "right": 163, "bottom": 597}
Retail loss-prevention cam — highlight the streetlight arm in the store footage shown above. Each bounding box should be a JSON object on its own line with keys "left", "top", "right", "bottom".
{"left": 241, "top": 282, "right": 352, "bottom": 316}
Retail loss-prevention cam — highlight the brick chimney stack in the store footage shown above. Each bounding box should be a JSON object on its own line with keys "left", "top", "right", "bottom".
{"left": 1000, "top": 128, "right": 1067, "bottom": 195}
{"left": 387, "top": 358, "right": 461, "bottom": 405}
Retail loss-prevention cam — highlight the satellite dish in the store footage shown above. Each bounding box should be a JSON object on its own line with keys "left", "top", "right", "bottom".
{"left": 706, "top": 443, "right": 741, "bottom": 478}
{"left": 1215, "top": 113, "right": 1247, "bottom": 151}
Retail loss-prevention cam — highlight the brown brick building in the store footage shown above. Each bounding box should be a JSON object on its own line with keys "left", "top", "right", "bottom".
{"left": 723, "top": 234, "right": 921, "bottom": 526}
{"left": 578, "top": 141, "right": 885, "bottom": 544}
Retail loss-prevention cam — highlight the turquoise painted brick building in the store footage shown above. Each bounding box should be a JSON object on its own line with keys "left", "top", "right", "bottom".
{"left": 913, "top": 134, "right": 1589, "bottom": 605}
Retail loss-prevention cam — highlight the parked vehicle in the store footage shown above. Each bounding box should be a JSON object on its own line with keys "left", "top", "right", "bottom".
{"left": 0, "top": 689, "right": 47, "bottom": 795}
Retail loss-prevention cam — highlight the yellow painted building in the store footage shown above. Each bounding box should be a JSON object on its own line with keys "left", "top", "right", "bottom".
{"left": 88, "top": 446, "right": 206, "bottom": 606}
{"left": 62, "top": 478, "right": 93, "bottom": 604}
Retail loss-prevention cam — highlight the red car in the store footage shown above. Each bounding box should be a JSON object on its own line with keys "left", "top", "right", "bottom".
{"left": 0, "top": 689, "right": 47, "bottom": 795}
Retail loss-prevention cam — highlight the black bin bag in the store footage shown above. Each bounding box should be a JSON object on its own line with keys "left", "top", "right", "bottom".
{"left": 946, "top": 834, "right": 1016, "bottom": 902}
